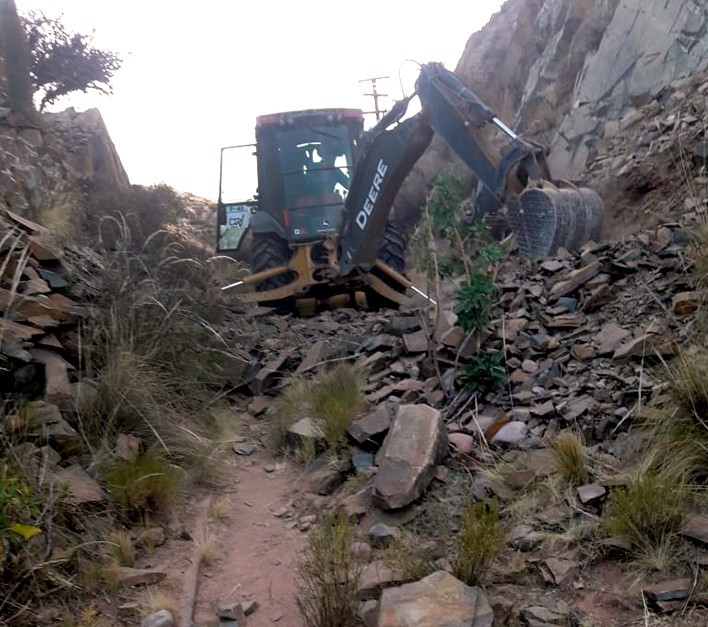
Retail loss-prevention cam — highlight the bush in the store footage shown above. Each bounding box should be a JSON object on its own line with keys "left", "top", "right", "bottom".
{"left": 83, "top": 184, "right": 189, "bottom": 251}
{"left": 453, "top": 500, "right": 504, "bottom": 586}
{"left": 295, "top": 512, "right": 361, "bottom": 627}
{"left": 270, "top": 365, "right": 364, "bottom": 456}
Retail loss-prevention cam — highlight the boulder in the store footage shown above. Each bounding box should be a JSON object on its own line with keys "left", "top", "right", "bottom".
{"left": 376, "top": 570, "right": 493, "bottom": 627}
{"left": 373, "top": 404, "right": 447, "bottom": 510}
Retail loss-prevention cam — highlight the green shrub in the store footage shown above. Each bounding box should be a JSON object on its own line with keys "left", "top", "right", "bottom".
{"left": 459, "top": 351, "right": 505, "bottom": 393}
{"left": 454, "top": 273, "right": 496, "bottom": 335}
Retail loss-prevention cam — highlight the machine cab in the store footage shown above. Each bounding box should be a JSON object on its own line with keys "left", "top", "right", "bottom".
{"left": 216, "top": 108, "right": 364, "bottom": 254}
{"left": 254, "top": 108, "right": 364, "bottom": 243}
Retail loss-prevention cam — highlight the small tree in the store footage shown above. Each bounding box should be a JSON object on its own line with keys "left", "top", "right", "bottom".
{"left": 21, "top": 11, "right": 122, "bottom": 110}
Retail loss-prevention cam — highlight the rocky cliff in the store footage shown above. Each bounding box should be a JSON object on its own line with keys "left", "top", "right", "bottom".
{"left": 398, "top": 0, "right": 708, "bottom": 230}
{"left": 0, "top": 45, "right": 129, "bottom": 223}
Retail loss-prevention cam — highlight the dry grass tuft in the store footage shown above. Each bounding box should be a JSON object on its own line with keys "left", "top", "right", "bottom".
{"left": 295, "top": 512, "right": 361, "bottom": 627}
{"left": 382, "top": 532, "right": 438, "bottom": 582}
{"left": 647, "top": 347, "right": 708, "bottom": 482}
{"left": 453, "top": 500, "right": 504, "bottom": 586}
{"left": 194, "top": 526, "right": 216, "bottom": 566}
{"left": 269, "top": 365, "right": 365, "bottom": 457}
{"left": 106, "top": 530, "right": 135, "bottom": 567}
{"left": 208, "top": 497, "right": 230, "bottom": 522}
{"left": 689, "top": 214, "right": 708, "bottom": 290}
{"left": 310, "top": 364, "right": 365, "bottom": 450}
{"left": 106, "top": 450, "right": 184, "bottom": 521}
{"left": 604, "top": 471, "right": 690, "bottom": 555}
{"left": 268, "top": 377, "right": 312, "bottom": 453}
{"left": 550, "top": 431, "right": 589, "bottom": 486}
{"left": 138, "top": 587, "right": 180, "bottom": 621}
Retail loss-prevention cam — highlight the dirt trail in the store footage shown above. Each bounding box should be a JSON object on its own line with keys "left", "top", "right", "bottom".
{"left": 191, "top": 453, "right": 311, "bottom": 627}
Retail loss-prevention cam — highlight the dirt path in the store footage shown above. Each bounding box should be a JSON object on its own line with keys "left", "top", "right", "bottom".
{"left": 190, "top": 453, "right": 312, "bottom": 627}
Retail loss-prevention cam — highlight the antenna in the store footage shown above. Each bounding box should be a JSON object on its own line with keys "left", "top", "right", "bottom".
{"left": 359, "top": 75, "right": 389, "bottom": 121}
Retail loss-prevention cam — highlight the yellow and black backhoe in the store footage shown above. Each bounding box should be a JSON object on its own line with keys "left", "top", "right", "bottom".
{"left": 217, "top": 63, "right": 603, "bottom": 314}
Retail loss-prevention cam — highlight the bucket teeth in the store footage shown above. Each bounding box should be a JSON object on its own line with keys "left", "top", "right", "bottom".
{"left": 507, "top": 187, "right": 604, "bottom": 259}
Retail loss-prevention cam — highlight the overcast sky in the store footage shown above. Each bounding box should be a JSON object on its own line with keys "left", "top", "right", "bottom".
{"left": 16, "top": 0, "right": 504, "bottom": 201}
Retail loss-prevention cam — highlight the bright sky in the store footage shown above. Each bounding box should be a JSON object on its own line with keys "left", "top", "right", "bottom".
{"left": 16, "top": 0, "right": 504, "bottom": 201}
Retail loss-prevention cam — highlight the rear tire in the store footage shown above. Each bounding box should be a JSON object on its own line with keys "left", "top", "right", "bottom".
{"left": 251, "top": 232, "right": 295, "bottom": 311}
{"left": 367, "top": 221, "right": 407, "bottom": 310}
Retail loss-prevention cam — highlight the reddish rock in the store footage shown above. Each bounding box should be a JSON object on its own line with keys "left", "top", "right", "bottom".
{"left": 376, "top": 571, "right": 493, "bottom": 627}
{"left": 548, "top": 261, "right": 600, "bottom": 300}
{"left": 54, "top": 465, "right": 106, "bottom": 505}
{"left": 448, "top": 432, "right": 475, "bottom": 454}
{"left": 373, "top": 404, "right": 447, "bottom": 510}
{"left": 31, "top": 349, "right": 74, "bottom": 411}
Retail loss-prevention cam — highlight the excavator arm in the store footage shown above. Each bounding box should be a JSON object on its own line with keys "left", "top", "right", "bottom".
{"left": 338, "top": 63, "right": 603, "bottom": 275}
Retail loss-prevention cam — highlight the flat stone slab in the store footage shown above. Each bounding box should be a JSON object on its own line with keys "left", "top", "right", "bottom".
{"left": 54, "top": 465, "right": 106, "bottom": 505}
{"left": 376, "top": 570, "right": 493, "bottom": 627}
{"left": 373, "top": 404, "right": 447, "bottom": 510}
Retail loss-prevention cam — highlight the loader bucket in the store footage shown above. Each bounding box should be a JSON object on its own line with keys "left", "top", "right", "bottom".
{"left": 506, "top": 186, "right": 604, "bottom": 259}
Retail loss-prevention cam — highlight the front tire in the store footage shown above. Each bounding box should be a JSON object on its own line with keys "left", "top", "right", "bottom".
{"left": 250, "top": 232, "right": 294, "bottom": 311}
{"left": 367, "top": 221, "right": 407, "bottom": 310}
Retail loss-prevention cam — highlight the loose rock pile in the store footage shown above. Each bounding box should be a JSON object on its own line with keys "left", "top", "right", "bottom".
{"left": 0, "top": 208, "right": 106, "bottom": 504}
{"left": 220, "top": 207, "right": 704, "bottom": 625}
{"left": 586, "top": 69, "right": 708, "bottom": 236}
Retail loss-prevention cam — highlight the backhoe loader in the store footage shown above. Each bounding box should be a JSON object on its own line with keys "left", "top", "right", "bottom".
{"left": 217, "top": 63, "right": 603, "bottom": 314}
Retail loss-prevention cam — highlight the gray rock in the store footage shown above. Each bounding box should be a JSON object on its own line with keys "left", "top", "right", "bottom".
{"left": 373, "top": 404, "right": 448, "bottom": 510}
{"left": 577, "top": 483, "right": 606, "bottom": 505}
{"left": 141, "top": 610, "right": 174, "bottom": 627}
{"left": 352, "top": 452, "right": 376, "bottom": 471}
{"left": 367, "top": 523, "right": 398, "bottom": 549}
{"left": 448, "top": 432, "right": 475, "bottom": 454}
{"left": 218, "top": 600, "right": 247, "bottom": 620}
{"left": 233, "top": 442, "right": 256, "bottom": 456}
{"left": 286, "top": 417, "right": 323, "bottom": 450}
{"left": 376, "top": 570, "right": 493, "bottom": 627}
{"left": 680, "top": 514, "right": 708, "bottom": 546}
{"left": 358, "top": 560, "right": 406, "bottom": 601}
{"left": 520, "top": 605, "right": 569, "bottom": 626}
{"left": 490, "top": 421, "right": 528, "bottom": 448}
{"left": 643, "top": 578, "right": 692, "bottom": 603}
{"left": 348, "top": 403, "right": 394, "bottom": 447}
{"left": 507, "top": 524, "right": 543, "bottom": 552}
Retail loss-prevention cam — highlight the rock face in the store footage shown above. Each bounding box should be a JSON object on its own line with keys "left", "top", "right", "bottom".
{"left": 376, "top": 570, "right": 494, "bottom": 627}
{"left": 397, "top": 0, "right": 708, "bottom": 225}
{"left": 373, "top": 404, "right": 447, "bottom": 510}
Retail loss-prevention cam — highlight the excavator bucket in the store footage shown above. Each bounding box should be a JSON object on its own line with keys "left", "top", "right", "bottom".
{"left": 506, "top": 185, "right": 604, "bottom": 259}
